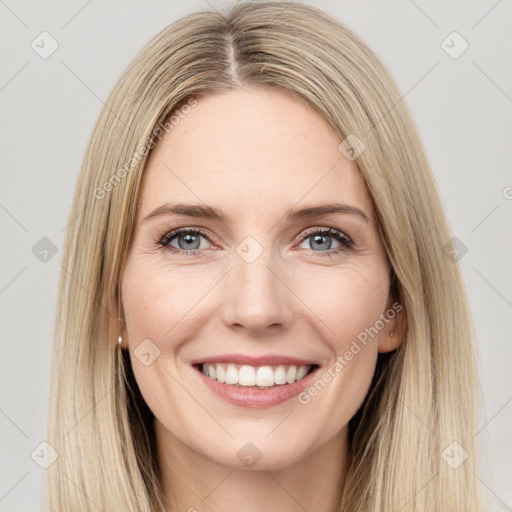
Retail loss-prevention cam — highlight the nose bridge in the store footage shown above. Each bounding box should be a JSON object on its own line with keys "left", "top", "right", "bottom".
{"left": 222, "top": 235, "right": 293, "bottom": 330}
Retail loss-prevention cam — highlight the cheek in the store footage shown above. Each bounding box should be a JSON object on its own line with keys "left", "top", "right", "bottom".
{"left": 121, "top": 256, "right": 220, "bottom": 344}
{"left": 120, "top": 257, "right": 225, "bottom": 418}
{"left": 120, "top": 258, "right": 215, "bottom": 428}
{"left": 288, "top": 265, "right": 389, "bottom": 435}
{"left": 293, "top": 263, "right": 390, "bottom": 351}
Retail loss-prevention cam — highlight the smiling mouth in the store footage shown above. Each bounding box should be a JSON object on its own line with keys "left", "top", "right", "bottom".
{"left": 193, "top": 363, "right": 319, "bottom": 389}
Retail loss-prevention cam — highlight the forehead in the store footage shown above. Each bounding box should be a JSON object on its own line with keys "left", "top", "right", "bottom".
{"left": 138, "top": 87, "right": 373, "bottom": 220}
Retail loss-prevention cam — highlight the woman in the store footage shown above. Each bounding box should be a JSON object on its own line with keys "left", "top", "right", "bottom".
{"left": 46, "top": 1, "right": 481, "bottom": 510}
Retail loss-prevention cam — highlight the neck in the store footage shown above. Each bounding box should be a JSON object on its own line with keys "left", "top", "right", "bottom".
{"left": 155, "top": 420, "right": 348, "bottom": 512}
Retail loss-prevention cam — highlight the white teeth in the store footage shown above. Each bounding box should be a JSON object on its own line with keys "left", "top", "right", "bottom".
{"left": 200, "top": 363, "right": 313, "bottom": 387}
{"left": 256, "top": 366, "right": 274, "bottom": 387}
{"left": 239, "top": 365, "right": 256, "bottom": 386}
{"left": 286, "top": 365, "right": 297, "bottom": 384}
{"left": 225, "top": 364, "right": 238, "bottom": 385}
{"left": 274, "top": 365, "right": 287, "bottom": 385}
{"left": 216, "top": 365, "right": 226, "bottom": 383}
{"left": 296, "top": 366, "right": 308, "bottom": 381}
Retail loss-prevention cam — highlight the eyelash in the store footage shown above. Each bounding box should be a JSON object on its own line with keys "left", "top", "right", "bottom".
{"left": 157, "top": 227, "right": 354, "bottom": 258}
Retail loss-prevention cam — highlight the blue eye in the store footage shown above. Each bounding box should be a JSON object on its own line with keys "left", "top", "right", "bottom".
{"left": 298, "top": 228, "right": 354, "bottom": 256}
{"left": 158, "top": 227, "right": 354, "bottom": 257}
{"left": 159, "top": 228, "right": 211, "bottom": 256}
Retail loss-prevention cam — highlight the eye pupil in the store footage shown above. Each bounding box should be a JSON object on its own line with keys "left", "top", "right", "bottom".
{"left": 179, "top": 233, "right": 200, "bottom": 250}
{"left": 311, "top": 234, "right": 332, "bottom": 251}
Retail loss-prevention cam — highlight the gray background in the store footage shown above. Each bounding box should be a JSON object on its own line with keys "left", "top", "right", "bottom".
{"left": 1, "top": 0, "right": 511, "bottom": 510}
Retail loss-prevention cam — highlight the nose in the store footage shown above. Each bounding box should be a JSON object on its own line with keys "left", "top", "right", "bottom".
{"left": 220, "top": 243, "right": 295, "bottom": 334}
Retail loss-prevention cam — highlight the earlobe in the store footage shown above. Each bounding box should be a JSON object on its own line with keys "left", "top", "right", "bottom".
{"left": 377, "top": 304, "right": 406, "bottom": 353}
{"left": 107, "top": 295, "right": 126, "bottom": 348}
{"left": 378, "top": 329, "right": 402, "bottom": 353}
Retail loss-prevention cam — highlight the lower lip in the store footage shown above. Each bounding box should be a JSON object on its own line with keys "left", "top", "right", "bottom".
{"left": 194, "top": 365, "right": 319, "bottom": 408}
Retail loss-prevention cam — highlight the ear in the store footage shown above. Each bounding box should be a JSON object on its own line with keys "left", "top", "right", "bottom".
{"left": 377, "top": 296, "right": 407, "bottom": 354}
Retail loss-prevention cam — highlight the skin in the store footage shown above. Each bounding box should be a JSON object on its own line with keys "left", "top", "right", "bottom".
{"left": 118, "top": 87, "right": 404, "bottom": 512}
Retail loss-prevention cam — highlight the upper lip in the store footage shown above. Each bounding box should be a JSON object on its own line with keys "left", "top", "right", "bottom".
{"left": 191, "top": 354, "right": 319, "bottom": 367}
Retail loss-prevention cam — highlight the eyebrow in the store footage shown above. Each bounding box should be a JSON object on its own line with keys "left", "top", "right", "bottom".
{"left": 142, "top": 202, "right": 370, "bottom": 224}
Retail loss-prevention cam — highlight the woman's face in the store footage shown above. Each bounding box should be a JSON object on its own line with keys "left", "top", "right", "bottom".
{"left": 120, "top": 87, "right": 401, "bottom": 470}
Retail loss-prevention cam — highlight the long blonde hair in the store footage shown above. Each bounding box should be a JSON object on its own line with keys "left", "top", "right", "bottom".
{"left": 46, "top": 1, "right": 481, "bottom": 510}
